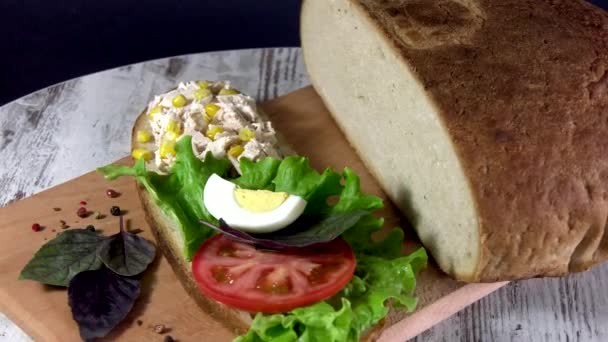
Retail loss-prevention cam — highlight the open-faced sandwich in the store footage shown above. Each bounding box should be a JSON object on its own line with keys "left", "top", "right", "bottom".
{"left": 99, "top": 80, "right": 427, "bottom": 341}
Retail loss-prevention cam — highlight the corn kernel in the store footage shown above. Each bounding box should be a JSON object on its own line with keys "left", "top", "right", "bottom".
{"left": 228, "top": 145, "right": 245, "bottom": 158}
{"left": 165, "top": 131, "right": 179, "bottom": 141}
{"left": 219, "top": 88, "right": 240, "bottom": 96}
{"left": 172, "top": 94, "right": 187, "bottom": 108}
{"left": 147, "top": 105, "right": 162, "bottom": 120}
{"left": 205, "top": 103, "right": 221, "bottom": 118}
{"left": 159, "top": 140, "right": 176, "bottom": 158}
{"left": 131, "top": 148, "right": 152, "bottom": 160}
{"left": 166, "top": 119, "right": 181, "bottom": 134}
{"left": 197, "top": 80, "right": 209, "bottom": 89}
{"left": 238, "top": 127, "right": 255, "bottom": 142}
{"left": 136, "top": 130, "right": 152, "bottom": 143}
{"left": 206, "top": 126, "right": 224, "bottom": 140}
{"left": 194, "top": 88, "right": 211, "bottom": 101}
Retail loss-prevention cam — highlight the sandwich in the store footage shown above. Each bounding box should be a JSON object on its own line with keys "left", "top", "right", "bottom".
{"left": 99, "top": 80, "right": 427, "bottom": 341}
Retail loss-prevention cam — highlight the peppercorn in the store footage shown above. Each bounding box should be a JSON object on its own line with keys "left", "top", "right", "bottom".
{"left": 154, "top": 324, "right": 166, "bottom": 334}
{"left": 77, "top": 207, "right": 88, "bottom": 218}
{"left": 164, "top": 336, "right": 174, "bottom": 342}
{"left": 86, "top": 225, "right": 95, "bottom": 232}
{"left": 106, "top": 189, "right": 120, "bottom": 198}
{"left": 110, "top": 206, "right": 121, "bottom": 216}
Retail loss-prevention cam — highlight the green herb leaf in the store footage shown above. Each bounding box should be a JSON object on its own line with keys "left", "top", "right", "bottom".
{"left": 68, "top": 268, "right": 140, "bottom": 340}
{"left": 97, "top": 217, "right": 156, "bottom": 276}
{"left": 19, "top": 229, "right": 105, "bottom": 287}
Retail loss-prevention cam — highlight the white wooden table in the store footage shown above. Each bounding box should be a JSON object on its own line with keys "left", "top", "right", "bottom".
{"left": 0, "top": 48, "right": 606, "bottom": 342}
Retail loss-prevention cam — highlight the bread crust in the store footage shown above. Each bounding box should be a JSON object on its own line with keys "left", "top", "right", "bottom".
{"left": 131, "top": 107, "right": 385, "bottom": 340}
{"left": 305, "top": 0, "right": 608, "bottom": 281}
{"left": 131, "top": 111, "right": 253, "bottom": 335}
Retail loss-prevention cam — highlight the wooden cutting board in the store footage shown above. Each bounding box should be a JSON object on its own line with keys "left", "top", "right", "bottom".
{"left": 0, "top": 86, "right": 506, "bottom": 342}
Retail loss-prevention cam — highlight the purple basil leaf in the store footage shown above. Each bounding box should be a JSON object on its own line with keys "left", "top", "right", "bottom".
{"left": 68, "top": 268, "right": 140, "bottom": 341}
{"left": 97, "top": 216, "right": 156, "bottom": 276}
{"left": 200, "top": 210, "right": 369, "bottom": 250}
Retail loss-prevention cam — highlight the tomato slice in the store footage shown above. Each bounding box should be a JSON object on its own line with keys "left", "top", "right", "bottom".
{"left": 192, "top": 235, "right": 356, "bottom": 313}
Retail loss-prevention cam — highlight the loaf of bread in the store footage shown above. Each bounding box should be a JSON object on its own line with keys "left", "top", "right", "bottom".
{"left": 301, "top": 0, "right": 608, "bottom": 282}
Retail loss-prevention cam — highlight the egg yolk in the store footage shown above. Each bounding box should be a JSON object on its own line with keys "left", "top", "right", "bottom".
{"left": 233, "top": 188, "right": 289, "bottom": 213}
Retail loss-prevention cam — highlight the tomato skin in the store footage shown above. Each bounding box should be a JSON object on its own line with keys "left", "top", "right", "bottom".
{"left": 192, "top": 235, "right": 356, "bottom": 313}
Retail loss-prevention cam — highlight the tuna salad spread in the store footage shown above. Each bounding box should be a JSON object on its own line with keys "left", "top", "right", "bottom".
{"left": 131, "top": 80, "right": 283, "bottom": 173}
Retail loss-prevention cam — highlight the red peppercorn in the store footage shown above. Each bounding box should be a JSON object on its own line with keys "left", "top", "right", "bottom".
{"left": 106, "top": 189, "right": 120, "bottom": 198}
{"left": 77, "top": 207, "right": 89, "bottom": 218}
{"left": 79, "top": 201, "right": 87, "bottom": 206}
{"left": 32, "top": 223, "right": 42, "bottom": 232}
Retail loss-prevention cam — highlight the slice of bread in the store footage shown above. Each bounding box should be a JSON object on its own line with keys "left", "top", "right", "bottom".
{"left": 130, "top": 109, "right": 385, "bottom": 340}
{"left": 131, "top": 111, "right": 253, "bottom": 335}
{"left": 301, "top": 0, "right": 608, "bottom": 282}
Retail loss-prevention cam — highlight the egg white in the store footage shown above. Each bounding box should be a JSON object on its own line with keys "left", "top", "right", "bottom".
{"left": 203, "top": 174, "right": 306, "bottom": 233}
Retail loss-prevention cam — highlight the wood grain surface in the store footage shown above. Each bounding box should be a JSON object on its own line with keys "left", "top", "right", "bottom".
{"left": 0, "top": 168, "right": 237, "bottom": 342}
{"left": 0, "top": 48, "right": 607, "bottom": 341}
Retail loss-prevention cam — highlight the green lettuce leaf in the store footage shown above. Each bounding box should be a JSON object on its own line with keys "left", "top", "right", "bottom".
{"left": 98, "top": 137, "right": 384, "bottom": 260}
{"left": 98, "top": 134, "right": 428, "bottom": 342}
{"left": 232, "top": 162, "right": 427, "bottom": 342}
{"left": 236, "top": 300, "right": 357, "bottom": 342}
{"left": 98, "top": 136, "right": 231, "bottom": 258}
{"left": 233, "top": 157, "right": 281, "bottom": 190}
{"left": 237, "top": 248, "right": 428, "bottom": 342}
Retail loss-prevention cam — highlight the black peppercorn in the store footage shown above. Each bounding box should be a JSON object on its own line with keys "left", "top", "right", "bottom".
{"left": 164, "top": 336, "right": 174, "bottom": 342}
{"left": 110, "top": 206, "right": 121, "bottom": 216}
{"left": 85, "top": 225, "right": 95, "bottom": 232}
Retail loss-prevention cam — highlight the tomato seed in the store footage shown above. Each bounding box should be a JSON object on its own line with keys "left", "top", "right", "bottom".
{"left": 218, "top": 246, "right": 237, "bottom": 257}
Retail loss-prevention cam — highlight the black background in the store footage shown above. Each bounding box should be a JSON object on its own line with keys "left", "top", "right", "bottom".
{"left": 0, "top": 0, "right": 606, "bottom": 105}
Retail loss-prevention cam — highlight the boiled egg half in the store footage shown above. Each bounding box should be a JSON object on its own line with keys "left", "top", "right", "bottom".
{"left": 203, "top": 174, "right": 307, "bottom": 233}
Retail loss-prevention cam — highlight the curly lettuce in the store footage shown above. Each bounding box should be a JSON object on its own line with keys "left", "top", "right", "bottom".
{"left": 98, "top": 135, "right": 427, "bottom": 341}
